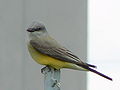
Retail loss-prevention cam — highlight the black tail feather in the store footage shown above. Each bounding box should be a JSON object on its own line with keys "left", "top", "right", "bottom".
{"left": 88, "top": 67, "right": 112, "bottom": 81}
{"left": 79, "top": 64, "right": 112, "bottom": 81}
{"left": 87, "top": 63, "right": 97, "bottom": 68}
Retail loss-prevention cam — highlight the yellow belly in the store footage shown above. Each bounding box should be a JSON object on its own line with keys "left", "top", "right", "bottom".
{"left": 27, "top": 43, "right": 86, "bottom": 70}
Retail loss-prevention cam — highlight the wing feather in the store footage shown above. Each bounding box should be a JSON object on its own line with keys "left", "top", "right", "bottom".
{"left": 30, "top": 39, "right": 96, "bottom": 68}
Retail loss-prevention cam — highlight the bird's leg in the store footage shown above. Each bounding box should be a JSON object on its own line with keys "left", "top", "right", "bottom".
{"left": 41, "top": 66, "right": 51, "bottom": 74}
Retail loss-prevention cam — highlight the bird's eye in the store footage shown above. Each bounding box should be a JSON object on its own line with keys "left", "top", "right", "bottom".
{"left": 33, "top": 28, "right": 41, "bottom": 31}
{"left": 38, "top": 28, "right": 42, "bottom": 30}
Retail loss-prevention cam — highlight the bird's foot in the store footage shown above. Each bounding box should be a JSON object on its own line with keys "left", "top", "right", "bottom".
{"left": 41, "top": 66, "right": 51, "bottom": 74}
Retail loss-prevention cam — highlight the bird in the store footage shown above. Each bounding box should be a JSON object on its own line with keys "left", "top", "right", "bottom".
{"left": 27, "top": 22, "right": 112, "bottom": 81}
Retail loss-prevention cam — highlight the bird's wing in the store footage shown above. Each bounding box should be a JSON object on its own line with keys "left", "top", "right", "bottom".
{"left": 30, "top": 38, "right": 96, "bottom": 68}
{"left": 30, "top": 39, "right": 112, "bottom": 81}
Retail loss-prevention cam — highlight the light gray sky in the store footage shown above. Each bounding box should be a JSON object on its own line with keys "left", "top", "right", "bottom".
{"left": 88, "top": 0, "right": 120, "bottom": 90}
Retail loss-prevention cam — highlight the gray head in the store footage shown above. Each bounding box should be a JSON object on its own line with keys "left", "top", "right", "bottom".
{"left": 27, "top": 22, "right": 46, "bottom": 32}
{"left": 27, "top": 22, "right": 48, "bottom": 40}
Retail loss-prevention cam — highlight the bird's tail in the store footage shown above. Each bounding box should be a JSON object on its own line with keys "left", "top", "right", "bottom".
{"left": 79, "top": 64, "right": 112, "bottom": 81}
{"left": 88, "top": 67, "right": 112, "bottom": 81}
{"left": 86, "top": 63, "right": 97, "bottom": 68}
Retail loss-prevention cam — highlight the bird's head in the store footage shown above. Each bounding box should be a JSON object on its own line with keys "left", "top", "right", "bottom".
{"left": 27, "top": 21, "right": 46, "bottom": 33}
{"left": 27, "top": 22, "right": 47, "bottom": 40}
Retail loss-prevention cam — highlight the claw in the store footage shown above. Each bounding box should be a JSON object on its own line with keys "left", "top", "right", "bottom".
{"left": 41, "top": 66, "right": 51, "bottom": 74}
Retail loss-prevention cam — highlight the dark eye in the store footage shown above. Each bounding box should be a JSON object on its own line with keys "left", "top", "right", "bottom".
{"left": 33, "top": 28, "right": 41, "bottom": 31}
{"left": 38, "top": 28, "right": 42, "bottom": 30}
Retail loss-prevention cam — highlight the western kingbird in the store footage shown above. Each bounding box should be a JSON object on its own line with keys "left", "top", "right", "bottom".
{"left": 27, "top": 22, "right": 112, "bottom": 81}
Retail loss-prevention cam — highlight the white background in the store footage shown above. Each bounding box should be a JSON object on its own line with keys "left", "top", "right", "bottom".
{"left": 88, "top": 0, "right": 120, "bottom": 90}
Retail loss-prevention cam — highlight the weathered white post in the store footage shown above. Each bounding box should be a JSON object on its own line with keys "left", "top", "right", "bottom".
{"left": 42, "top": 66, "right": 61, "bottom": 90}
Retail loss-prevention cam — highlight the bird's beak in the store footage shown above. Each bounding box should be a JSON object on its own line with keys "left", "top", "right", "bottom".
{"left": 27, "top": 28, "right": 34, "bottom": 32}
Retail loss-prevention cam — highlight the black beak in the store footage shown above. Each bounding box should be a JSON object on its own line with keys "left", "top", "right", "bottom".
{"left": 27, "top": 28, "right": 34, "bottom": 32}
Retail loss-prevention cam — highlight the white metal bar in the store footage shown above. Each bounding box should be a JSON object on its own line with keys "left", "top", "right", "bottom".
{"left": 42, "top": 66, "right": 60, "bottom": 90}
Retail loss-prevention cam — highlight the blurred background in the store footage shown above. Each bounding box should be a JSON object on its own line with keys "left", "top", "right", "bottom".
{"left": 0, "top": 0, "right": 87, "bottom": 90}
{"left": 0, "top": 0, "right": 119, "bottom": 90}
{"left": 88, "top": 0, "right": 120, "bottom": 90}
